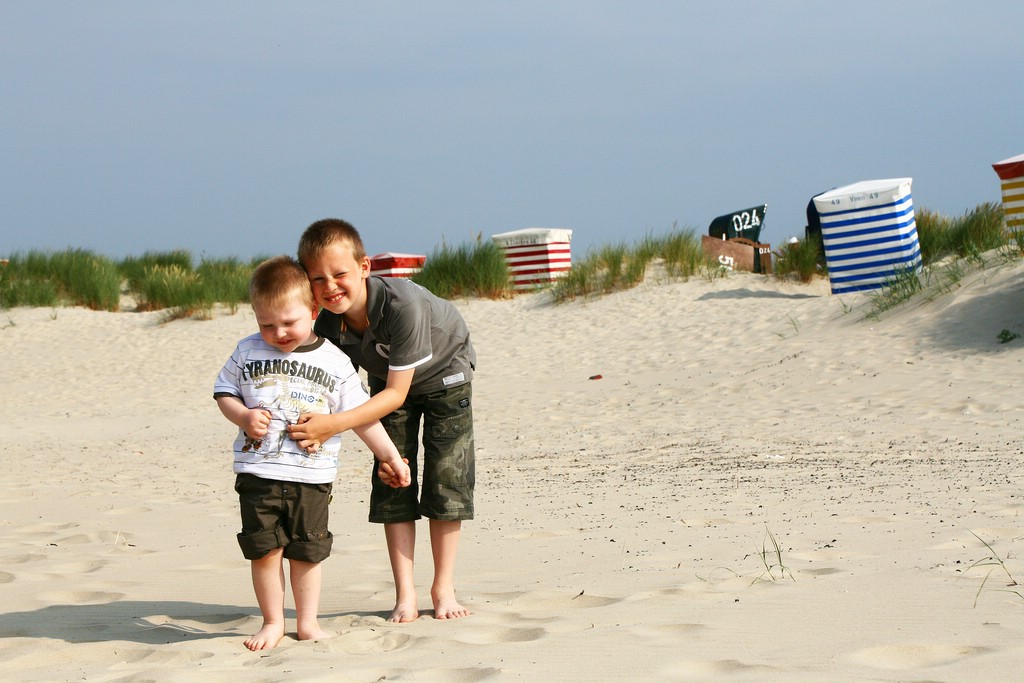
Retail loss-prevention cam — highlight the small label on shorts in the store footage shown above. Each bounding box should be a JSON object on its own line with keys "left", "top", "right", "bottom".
{"left": 442, "top": 372, "right": 465, "bottom": 386}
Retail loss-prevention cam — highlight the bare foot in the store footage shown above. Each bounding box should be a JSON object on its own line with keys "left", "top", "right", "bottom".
{"left": 297, "top": 623, "right": 334, "bottom": 642}
{"left": 244, "top": 622, "right": 285, "bottom": 651}
{"left": 387, "top": 600, "right": 420, "bottom": 623}
{"left": 431, "top": 588, "right": 471, "bottom": 620}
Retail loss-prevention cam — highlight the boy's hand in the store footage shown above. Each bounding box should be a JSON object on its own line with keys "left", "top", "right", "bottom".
{"left": 243, "top": 409, "right": 272, "bottom": 439}
{"left": 378, "top": 458, "right": 411, "bottom": 488}
{"left": 287, "top": 413, "right": 336, "bottom": 451}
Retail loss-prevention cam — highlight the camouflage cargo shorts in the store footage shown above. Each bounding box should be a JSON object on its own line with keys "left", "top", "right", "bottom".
{"left": 369, "top": 382, "right": 475, "bottom": 523}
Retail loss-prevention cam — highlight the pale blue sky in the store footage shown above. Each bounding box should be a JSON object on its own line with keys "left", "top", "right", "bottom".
{"left": 3, "top": 2, "right": 1022, "bottom": 261}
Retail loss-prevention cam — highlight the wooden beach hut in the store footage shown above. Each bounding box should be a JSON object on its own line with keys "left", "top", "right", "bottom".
{"left": 369, "top": 253, "right": 425, "bottom": 278}
{"left": 992, "top": 153, "right": 1024, "bottom": 235}
{"left": 491, "top": 228, "right": 573, "bottom": 290}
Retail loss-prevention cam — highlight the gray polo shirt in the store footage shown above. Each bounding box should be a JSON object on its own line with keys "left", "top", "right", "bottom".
{"left": 314, "top": 276, "right": 476, "bottom": 395}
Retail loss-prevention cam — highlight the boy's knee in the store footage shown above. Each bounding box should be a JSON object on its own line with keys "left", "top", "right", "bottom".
{"left": 237, "top": 526, "right": 288, "bottom": 560}
{"left": 283, "top": 531, "right": 333, "bottom": 563}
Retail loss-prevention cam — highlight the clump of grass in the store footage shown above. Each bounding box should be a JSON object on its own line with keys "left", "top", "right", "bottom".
{"left": 915, "top": 207, "right": 956, "bottom": 265}
{"left": 123, "top": 251, "right": 261, "bottom": 316}
{"left": 856, "top": 203, "right": 1017, "bottom": 317}
{"left": 0, "top": 252, "right": 61, "bottom": 308}
{"left": 773, "top": 237, "right": 825, "bottom": 283}
{"left": 412, "top": 235, "right": 511, "bottom": 300}
{"left": 599, "top": 242, "right": 645, "bottom": 291}
{"left": 0, "top": 277, "right": 60, "bottom": 308}
{"left": 866, "top": 264, "right": 924, "bottom": 314}
{"left": 772, "top": 315, "right": 801, "bottom": 339}
{"left": 960, "top": 529, "right": 1023, "bottom": 607}
{"left": 548, "top": 257, "right": 598, "bottom": 300}
{"left": 0, "top": 249, "right": 264, "bottom": 316}
{"left": 51, "top": 249, "right": 121, "bottom": 311}
{"left": 134, "top": 264, "right": 212, "bottom": 319}
{"left": 916, "top": 202, "right": 1005, "bottom": 265}
{"left": 551, "top": 226, "right": 711, "bottom": 302}
{"left": 753, "top": 527, "right": 795, "bottom": 584}
{"left": 119, "top": 250, "right": 195, "bottom": 294}
{"left": 658, "top": 227, "right": 708, "bottom": 278}
{"left": 997, "top": 329, "right": 1020, "bottom": 344}
{"left": 551, "top": 242, "right": 638, "bottom": 302}
{"left": 694, "top": 526, "right": 797, "bottom": 586}
{"left": 0, "top": 249, "right": 120, "bottom": 310}
{"left": 196, "top": 256, "right": 261, "bottom": 313}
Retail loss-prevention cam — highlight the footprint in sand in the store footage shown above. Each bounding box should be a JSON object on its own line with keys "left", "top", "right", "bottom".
{"left": 492, "top": 589, "right": 619, "bottom": 612}
{"left": 319, "top": 628, "right": 412, "bottom": 655}
{"left": 43, "top": 559, "right": 109, "bottom": 575}
{"left": 629, "top": 622, "right": 705, "bottom": 640}
{"left": 102, "top": 505, "right": 152, "bottom": 517}
{"left": 371, "top": 666, "right": 504, "bottom": 682}
{"left": 665, "top": 658, "right": 778, "bottom": 679}
{"left": 137, "top": 613, "right": 250, "bottom": 636}
{"left": 5, "top": 552, "right": 51, "bottom": 566}
{"left": 847, "top": 644, "right": 990, "bottom": 669}
{"left": 53, "top": 533, "right": 102, "bottom": 545}
{"left": 105, "top": 646, "right": 214, "bottom": 666}
{"left": 802, "top": 567, "right": 844, "bottom": 577}
{"left": 38, "top": 530, "right": 152, "bottom": 556}
{"left": 16, "top": 521, "right": 79, "bottom": 535}
{"left": 37, "top": 590, "right": 124, "bottom": 605}
{"left": 451, "top": 626, "right": 547, "bottom": 645}
{"left": 486, "top": 589, "right": 620, "bottom": 610}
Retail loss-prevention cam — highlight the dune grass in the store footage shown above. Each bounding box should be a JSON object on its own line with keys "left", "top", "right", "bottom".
{"left": 0, "top": 249, "right": 120, "bottom": 311}
{"left": 0, "top": 239, "right": 508, "bottom": 314}
{"left": 863, "top": 202, "right": 1018, "bottom": 317}
{"left": 772, "top": 236, "right": 824, "bottom": 283}
{"left": 550, "top": 226, "right": 715, "bottom": 302}
{"left": 0, "top": 249, "right": 260, "bottom": 316}
{"left": 916, "top": 202, "right": 1006, "bottom": 264}
{"left": 411, "top": 235, "right": 511, "bottom": 300}
{"left": 1, "top": 203, "right": 1017, "bottom": 315}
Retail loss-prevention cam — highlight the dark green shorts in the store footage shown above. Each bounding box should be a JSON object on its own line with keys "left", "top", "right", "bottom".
{"left": 234, "top": 473, "right": 333, "bottom": 563}
{"left": 368, "top": 382, "right": 476, "bottom": 523}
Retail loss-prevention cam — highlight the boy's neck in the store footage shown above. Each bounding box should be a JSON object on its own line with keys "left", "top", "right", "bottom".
{"left": 341, "top": 306, "right": 369, "bottom": 334}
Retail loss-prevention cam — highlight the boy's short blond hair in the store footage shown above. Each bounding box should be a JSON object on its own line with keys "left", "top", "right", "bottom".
{"left": 249, "top": 255, "right": 315, "bottom": 310}
{"left": 297, "top": 218, "right": 367, "bottom": 267}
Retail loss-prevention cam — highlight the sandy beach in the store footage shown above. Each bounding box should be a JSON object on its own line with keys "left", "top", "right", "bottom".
{"left": 2, "top": 259, "right": 1023, "bottom": 682}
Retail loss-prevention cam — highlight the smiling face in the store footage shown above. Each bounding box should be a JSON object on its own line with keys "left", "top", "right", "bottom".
{"left": 252, "top": 295, "right": 318, "bottom": 354}
{"left": 304, "top": 240, "right": 371, "bottom": 319}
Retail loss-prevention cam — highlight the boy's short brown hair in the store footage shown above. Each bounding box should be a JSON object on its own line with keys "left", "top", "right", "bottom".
{"left": 249, "top": 255, "right": 314, "bottom": 310}
{"left": 297, "top": 218, "right": 367, "bottom": 267}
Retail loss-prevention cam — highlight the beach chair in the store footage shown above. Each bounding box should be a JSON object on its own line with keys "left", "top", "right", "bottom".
{"left": 703, "top": 204, "right": 772, "bottom": 274}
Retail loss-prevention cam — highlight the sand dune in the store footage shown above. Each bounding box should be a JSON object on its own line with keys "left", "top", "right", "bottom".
{"left": 2, "top": 259, "right": 1022, "bottom": 681}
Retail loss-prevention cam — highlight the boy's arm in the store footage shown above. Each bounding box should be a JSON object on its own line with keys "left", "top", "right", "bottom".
{"left": 352, "top": 421, "right": 412, "bottom": 488}
{"left": 287, "top": 368, "right": 414, "bottom": 447}
{"left": 215, "top": 395, "right": 272, "bottom": 438}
